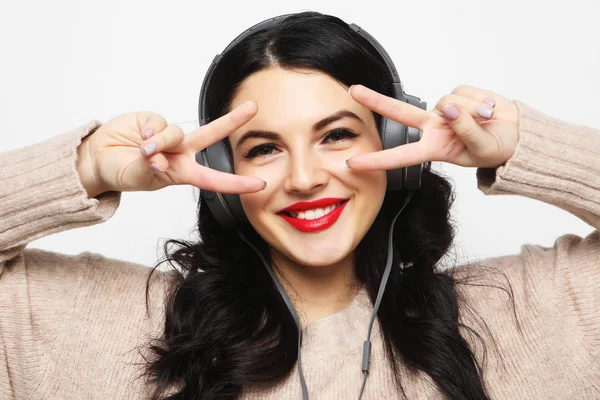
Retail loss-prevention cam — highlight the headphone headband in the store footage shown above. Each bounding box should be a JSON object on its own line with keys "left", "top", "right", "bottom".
{"left": 199, "top": 15, "right": 414, "bottom": 125}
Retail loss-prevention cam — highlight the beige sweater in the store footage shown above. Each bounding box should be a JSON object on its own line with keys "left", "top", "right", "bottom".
{"left": 0, "top": 101, "right": 598, "bottom": 399}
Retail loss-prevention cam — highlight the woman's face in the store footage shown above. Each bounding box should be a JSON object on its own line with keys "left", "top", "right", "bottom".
{"left": 228, "top": 67, "right": 386, "bottom": 267}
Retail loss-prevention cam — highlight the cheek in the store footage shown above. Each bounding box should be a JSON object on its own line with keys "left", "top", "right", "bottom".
{"left": 346, "top": 166, "right": 387, "bottom": 224}
{"left": 326, "top": 152, "right": 386, "bottom": 195}
{"left": 234, "top": 157, "right": 288, "bottom": 193}
{"left": 239, "top": 190, "right": 269, "bottom": 227}
{"left": 238, "top": 166, "right": 283, "bottom": 231}
{"left": 357, "top": 170, "right": 387, "bottom": 209}
{"left": 347, "top": 135, "right": 387, "bottom": 204}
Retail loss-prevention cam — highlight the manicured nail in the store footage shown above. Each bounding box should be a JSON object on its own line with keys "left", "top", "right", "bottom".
{"left": 482, "top": 97, "right": 496, "bottom": 107}
{"left": 151, "top": 163, "right": 166, "bottom": 172}
{"left": 143, "top": 143, "right": 157, "bottom": 156}
{"left": 441, "top": 105, "right": 460, "bottom": 121}
{"left": 144, "top": 129, "right": 154, "bottom": 139}
{"left": 477, "top": 106, "right": 494, "bottom": 119}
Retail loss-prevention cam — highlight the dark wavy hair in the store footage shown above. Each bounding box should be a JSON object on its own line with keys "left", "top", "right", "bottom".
{"left": 141, "top": 11, "right": 509, "bottom": 399}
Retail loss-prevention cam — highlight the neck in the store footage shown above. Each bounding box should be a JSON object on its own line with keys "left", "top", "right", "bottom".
{"left": 270, "top": 250, "right": 362, "bottom": 327}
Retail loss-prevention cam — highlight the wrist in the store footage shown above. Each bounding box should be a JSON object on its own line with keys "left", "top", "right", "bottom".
{"left": 76, "top": 135, "right": 105, "bottom": 198}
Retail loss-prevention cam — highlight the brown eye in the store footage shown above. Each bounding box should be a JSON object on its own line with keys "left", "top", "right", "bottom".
{"left": 244, "top": 143, "right": 279, "bottom": 159}
{"left": 323, "top": 128, "right": 359, "bottom": 144}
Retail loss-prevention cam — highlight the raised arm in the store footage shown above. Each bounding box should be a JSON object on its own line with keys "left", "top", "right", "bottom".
{"left": 476, "top": 101, "right": 600, "bottom": 230}
{"left": 0, "top": 121, "right": 121, "bottom": 264}
{"left": 0, "top": 102, "right": 270, "bottom": 265}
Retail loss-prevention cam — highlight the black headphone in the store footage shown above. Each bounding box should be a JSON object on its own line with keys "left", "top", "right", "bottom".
{"left": 196, "top": 14, "right": 427, "bottom": 230}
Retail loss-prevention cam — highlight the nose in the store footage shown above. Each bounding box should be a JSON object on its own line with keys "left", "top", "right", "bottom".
{"left": 283, "top": 150, "right": 329, "bottom": 194}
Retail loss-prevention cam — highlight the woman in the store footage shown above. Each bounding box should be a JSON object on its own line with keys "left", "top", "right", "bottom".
{"left": 0, "top": 11, "right": 598, "bottom": 400}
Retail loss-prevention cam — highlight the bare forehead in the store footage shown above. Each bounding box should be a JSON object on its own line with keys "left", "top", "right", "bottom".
{"left": 228, "top": 67, "right": 374, "bottom": 133}
{"left": 231, "top": 67, "right": 348, "bottom": 107}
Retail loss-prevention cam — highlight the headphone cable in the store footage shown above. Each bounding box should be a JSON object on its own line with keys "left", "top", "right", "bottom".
{"left": 238, "top": 190, "right": 414, "bottom": 399}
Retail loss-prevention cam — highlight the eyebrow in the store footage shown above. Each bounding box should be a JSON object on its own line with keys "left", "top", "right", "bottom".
{"left": 234, "top": 109, "right": 364, "bottom": 150}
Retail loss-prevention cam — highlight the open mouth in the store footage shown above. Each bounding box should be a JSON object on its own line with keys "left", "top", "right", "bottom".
{"left": 281, "top": 200, "right": 346, "bottom": 220}
{"left": 278, "top": 199, "right": 349, "bottom": 233}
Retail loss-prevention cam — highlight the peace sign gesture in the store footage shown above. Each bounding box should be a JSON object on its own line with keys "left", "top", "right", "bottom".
{"left": 346, "top": 84, "right": 520, "bottom": 171}
{"left": 79, "top": 101, "right": 266, "bottom": 198}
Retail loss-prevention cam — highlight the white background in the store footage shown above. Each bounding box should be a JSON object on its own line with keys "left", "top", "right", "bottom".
{"left": 1, "top": 0, "right": 598, "bottom": 268}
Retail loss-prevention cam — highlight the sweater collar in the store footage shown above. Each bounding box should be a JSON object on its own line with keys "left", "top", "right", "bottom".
{"left": 301, "top": 285, "right": 381, "bottom": 351}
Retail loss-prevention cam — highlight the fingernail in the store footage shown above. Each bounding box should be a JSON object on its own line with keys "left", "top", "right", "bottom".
{"left": 261, "top": 180, "right": 267, "bottom": 190}
{"left": 482, "top": 97, "right": 496, "bottom": 107}
{"left": 144, "top": 129, "right": 154, "bottom": 140}
{"left": 345, "top": 158, "right": 352, "bottom": 169}
{"left": 477, "top": 106, "right": 494, "bottom": 119}
{"left": 143, "top": 143, "right": 157, "bottom": 156}
{"left": 348, "top": 85, "right": 354, "bottom": 95}
{"left": 151, "top": 163, "right": 166, "bottom": 172}
{"left": 441, "top": 105, "right": 460, "bottom": 121}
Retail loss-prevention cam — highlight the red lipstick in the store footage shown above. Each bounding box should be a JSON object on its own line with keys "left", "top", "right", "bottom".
{"left": 278, "top": 198, "right": 348, "bottom": 233}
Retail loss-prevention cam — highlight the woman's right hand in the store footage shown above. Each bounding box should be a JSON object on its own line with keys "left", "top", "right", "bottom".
{"left": 77, "top": 101, "right": 266, "bottom": 198}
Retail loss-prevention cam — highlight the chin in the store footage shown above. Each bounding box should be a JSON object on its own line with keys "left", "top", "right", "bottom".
{"left": 278, "top": 238, "right": 354, "bottom": 268}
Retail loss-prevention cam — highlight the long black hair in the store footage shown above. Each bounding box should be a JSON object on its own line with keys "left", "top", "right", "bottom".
{"left": 141, "top": 11, "right": 508, "bottom": 399}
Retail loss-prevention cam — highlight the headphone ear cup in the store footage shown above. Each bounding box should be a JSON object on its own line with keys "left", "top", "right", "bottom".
{"left": 196, "top": 142, "right": 248, "bottom": 229}
{"left": 403, "top": 95, "right": 427, "bottom": 190}
{"left": 381, "top": 116, "right": 407, "bottom": 191}
{"left": 404, "top": 127, "right": 424, "bottom": 189}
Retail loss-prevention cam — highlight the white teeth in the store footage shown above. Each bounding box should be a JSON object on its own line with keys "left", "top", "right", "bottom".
{"left": 287, "top": 202, "right": 343, "bottom": 220}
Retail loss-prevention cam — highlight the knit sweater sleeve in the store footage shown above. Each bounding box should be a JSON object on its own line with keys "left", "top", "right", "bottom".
{"left": 477, "top": 101, "right": 600, "bottom": 230}
{"left": 0, "top": 120, "right": 121, "bottom": 264}
{"left": 474, "top": 100, "right": 600, "bottom": 360}
{"left": 0, "top": 124, "right": 166, "bottom": 399}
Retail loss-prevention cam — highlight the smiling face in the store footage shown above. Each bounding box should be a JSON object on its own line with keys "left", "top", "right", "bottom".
{"left": 228, "top": 67, "right": 386, "bottom": 268}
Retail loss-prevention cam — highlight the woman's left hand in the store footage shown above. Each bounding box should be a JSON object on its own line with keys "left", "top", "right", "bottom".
{"left": 346, "top": 84, "right": 520, "bottom": 170}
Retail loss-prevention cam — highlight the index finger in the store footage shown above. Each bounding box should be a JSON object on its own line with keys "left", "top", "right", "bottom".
{"left": 181, "top": 100, "right": 259, "bottom": 152}
{"left": 184, "top": 163, "right": 266, "bottom": 194}
{"left": 346, "top": 141, "right": 430, "bottom": 171}
{"left": 349, "top": 85, "right": 429, "bottom": 129}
